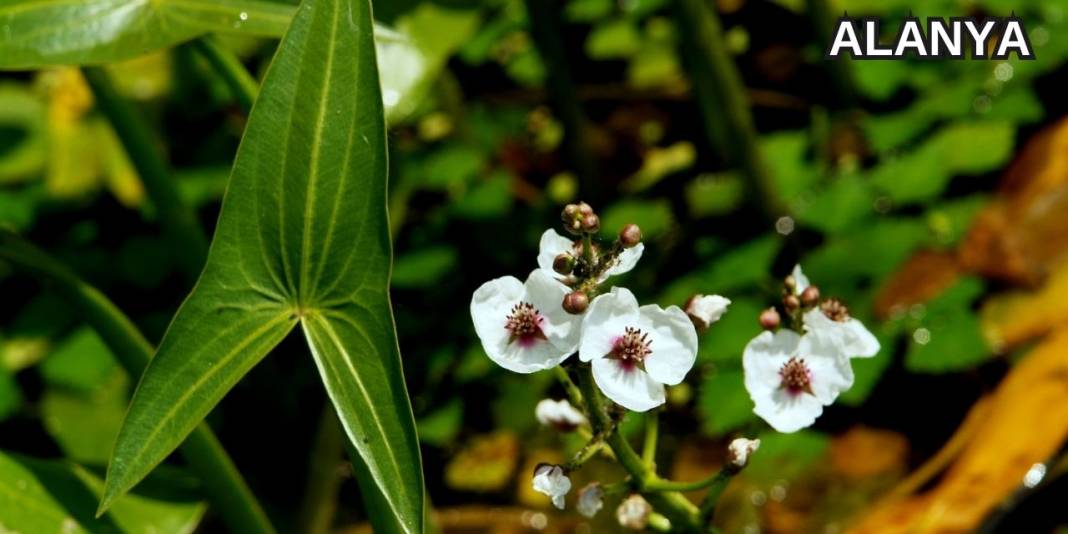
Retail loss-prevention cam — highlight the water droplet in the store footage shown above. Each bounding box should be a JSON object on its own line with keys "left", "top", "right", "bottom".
{"left": 994, "top": 62, "right": 1014, "bottom": 82}
{"left": 382, "top": 89, "right": 400, "bottom": 107}
{"left": 239, "top": 11, "right": 249, "bottom": 21}
{"left": 775, "top": 216, "right": 794, "bottom": 236}
{"left": 749, "top": 490, "right": 767, "bottom": 506}
{"left": 1023, "top": 463, "right": 1046, "bottom": 488}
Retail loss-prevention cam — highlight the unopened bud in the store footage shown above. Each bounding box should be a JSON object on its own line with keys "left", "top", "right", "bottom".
{"left": 581, "top": 214, "right": 600, "bottom": 233}
{"left": 783, "top": 294, "right": 800, "bottom": 312}
{"left": 562, "top": 291, "right": 589, "bottom": 314}
{"left": 800, "top": 286, "right": 820, "bottom": 307}
{"left": 562, "top": 203, "right": 580, "bottom": 222}
{"left": 577, "top": 201, "right": 594, "bottom": 217}
{"left": 686, "top": 294, "right": 730, "bottom": 331}
{"left": 616, "top": 494, "right": 652, "bottom": 530}
{"left": 727, "top": 437, "right": 760, "bottom": 470}
{"left": 759, "top": 307, "right": 781, "bottom": 330}
{"left": 784, "top": 275, "right": 797, "bottom": 293}
{"left": 619, "top": 224, "right": 642, "bottom": 248}
{"left": 553, "top": 253, "right": 575, "bottom": 275}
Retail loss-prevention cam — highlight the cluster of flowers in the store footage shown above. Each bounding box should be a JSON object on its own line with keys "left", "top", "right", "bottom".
{"left": 742, "top": 265, "right": 880, "bottom": 432}
{"left": 470, "top": 203, "right": 880, "bottom": 523}
{"left": 471, "top": 202, "right": 725, "bottom": 412}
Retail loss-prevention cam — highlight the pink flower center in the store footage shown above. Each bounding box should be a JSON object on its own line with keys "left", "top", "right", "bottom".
{"left": 779, "top": 357, "right": 813, "bottom": 396}
{"left": 505, "top": 302, "right": 547, "bottom": 347}
{"left": 610, "top": 327, "right": 652, "bottom": 371}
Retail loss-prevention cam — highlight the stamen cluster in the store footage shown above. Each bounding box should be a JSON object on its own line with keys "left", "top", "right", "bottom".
{"left": 820, "top": 298, "right": 850, "bottom": 322}
{"left": 611, "top": 327, "right": 653, "bottom": 365}
{"left": 506, "top": 302, "right": 543, "bottom": 342}
{"left": 779, "top": 357, "right": 813, "bottom": 395}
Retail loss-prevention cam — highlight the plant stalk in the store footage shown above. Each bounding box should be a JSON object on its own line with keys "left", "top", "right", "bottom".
{"left": 576, "top": 367, "right": 702, "bottom": 532}
{"left": 189, "top": 35, "right": 260, "bottom": 113}
{"left": 82, "top": 67, "right": 209, "bottom": 280}
{"left": 642, "top": 410, "right": 659, "bottom": 467}
{"left": 296, "top": 402, "right": 346, "bottom": 534}
{"left": 673, "top": 0, "right": 785, "bottom": 221}
{"left": 805, "top": 0, "right": 858, "bottom": 108}
{"left": 0, "top": 232, "right": 275, "bottom": 534}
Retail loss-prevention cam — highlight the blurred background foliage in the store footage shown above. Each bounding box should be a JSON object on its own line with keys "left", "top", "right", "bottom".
{"left": 1, "top": 0, "right": 1067, "bottom": 532}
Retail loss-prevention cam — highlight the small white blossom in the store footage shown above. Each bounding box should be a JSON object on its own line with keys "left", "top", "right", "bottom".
{"left": 727, "top": 437, "right": 760, "bottom": 468}
{"left": 685, "top": 294, "right": 731, "bottom": 329}
{"left": 616, "top": 494, "right": 652, "bottom": 530}
{"left": 577, "top": 483, "right": 604, "bottom": 518}
{"left": 792, "top": 264, "right": 880, "bottom": 359}
{"left": 579, "top": 287, "right": 698, "bottom": 412}
{"left": 743, "top": 329, "right": 854, "bottom": 433}
{"left": 535, "top": 398, "right": 587, "bottom": 430}
{"left": 537, "top": 229, "right": 644, "bottom": 283}
{"left": 532, "top": 464, "right": 571, "bottom": 510}
{"left": 471, "top": 270, "right": 581, "bottom": 373}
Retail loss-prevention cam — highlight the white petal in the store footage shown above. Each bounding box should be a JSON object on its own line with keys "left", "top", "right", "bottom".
{"left": 532, "top": 465, "right": 572, "bottom": 510}
{"left": 537, "top": 229, "right": 576, "bottom": 280}
{"left": 579, "top": 287, "right": 640, "bottom": 362}
{"left": 798, "top": 331, "right": 855, "bottom": 403}
{"left": 803, "top": 308, "right": 880, "bottom": 359}
{"left": 525, "top": 269, "right": 581, "bottom": 354}
{"left": 535, "top": 399, "right": 586, "bottom": 427}
{"left": 638, "top": 304, "right": 698, "bottom": 385}
{"left": 592, "top": 358, "right": 665, "bottom": 412}
{"left": 742, "top": 330, "right": 797, "bottom": 408}
{"left": 791, "top": 264, "right": 810, "bottom": 295}
{"left": 727, "top": 437, "right": 760, "bottom": 468}
{"left": 577, "top": 483, "right": 604, "bottom": 518}
{"left": 843, "top": 318, "right": 880, "bottom": 358}
{"left": 758, "top": 388, "right": 825, "bottom": 433}
{"left": 471, "top": 277, "right": 535, "bottom": 372}
{"left": 603, "top": 243, "right": 644, "bottom": 278}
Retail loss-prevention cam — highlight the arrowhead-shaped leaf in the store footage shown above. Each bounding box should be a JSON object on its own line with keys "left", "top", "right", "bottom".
{"left": 100, "top": 0, "right": 424, "bottom": 531}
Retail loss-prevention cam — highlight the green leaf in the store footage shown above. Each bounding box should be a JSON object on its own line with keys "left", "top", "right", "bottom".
{"left": 42, "top": 372, "right": 129, "bottom": 465}
{"left": 0, "top": 0, "right": 294, "bottom": 69}
{"left": 905, "top": 277, "right": 990, "bottom": 373}
{"left": 40, "top": 328, "right": 119, "bottom": 394}
{"left": 0, "top": 451, "right": 205, "bottom": 534}
{"left": 101, "top": 0, "right": 424, "bottom": 531}
{"left": 697, "top": 297, "right": 763, "bottom": 363}
{"left": 698, "top": 368, "right": 756, "bottom": 436}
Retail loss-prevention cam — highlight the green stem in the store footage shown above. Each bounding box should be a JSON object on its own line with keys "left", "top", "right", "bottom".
{"left": 552, "top": 366, "right": 585, "bottom": 409}
{"left": 576, "top": 367, "right": 702, "bottom": 532}
{"left": 295, "top": 402, "right": 346, "bottom": 534}
{"left": 0, "top": 232, "right": 275, "bottom": 534}
{"left": 82, "top": 67, "right": 209, "bottom": 280}
{"left": 649, "top": 512, "right": 673, "bottom": 532}
{"left": 582, "top": 234, "right": 594, "bottom": 265}
{"left": 673, "top": 0, "right": 785, "bottom": 221}
{"left": 188, "top": 35, "right": 260, "bottom": 113}
{"left": 642, "top": 410, "right": 659, "bottom": 467}
{"left": 522, "top": 0, "right": 599, "bottom": 200}
{"left": 697, "top": 470, "right": 734, "bottom": 526}
{"left": 646, "top": 469, "right": 730, "bottom": 493}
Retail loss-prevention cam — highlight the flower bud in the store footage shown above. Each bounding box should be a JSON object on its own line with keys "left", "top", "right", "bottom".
{"left": 616, "top": 494, "right": 652, "bottom": 530}
{"left": 562, "top": 203, "right": 580, "bottom": 222}
{"left": 581, "top": 214, "right": 600, "bottom": 233}
{"left": 759, "top": 307, "right": 781, "bottom": 330}
{"left": 553, "top": 253, "right": 575, "bottom": 275}
{"left": 783, "top": 275, "right": 797, "bottom": 293}
{"left": 686, "top": 294, "right": 731, "bottom": 331}
{"left": 800, "top": 285, "right": 820, "bottom": 307}
{"left": 562, "top": 291, "right": 589, "bottom": 314}
{"left": 783, "top": 294, "right": 800, "bottom": 312}
{"left": 618, "top": 224, "right": 642, "bottom": 248}
{"left": 577, "top": 201, "right": 594, "bottom": 217}
{"left": 577, "top": 483, "right": 605, "bottom": 518}
{"left": 727, "top": 437, "right": 760, "bottom": 470}
{"left": 532, "top": 464, "right": 571, "bottom": 510}
{"left": 536, "top": 398, "right": 586, "bottom": 431}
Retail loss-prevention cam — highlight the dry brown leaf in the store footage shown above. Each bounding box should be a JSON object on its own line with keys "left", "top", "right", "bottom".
{"left": 849, "top": 328, "right": 1068, "bottom": 534}
{"left": 830, "top": 426, "right": 909, "bottom": 479}
{"left": 980, "top": 260, "right": 1068, "bottom": 350}
{"left": 873, "top": 250, "right": 962, "bottom": 320}
{"left": 444, "top": 432, "right": 520, "bottom": 492}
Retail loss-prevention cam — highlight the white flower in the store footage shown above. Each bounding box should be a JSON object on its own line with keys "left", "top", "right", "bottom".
{"left": 616, "top": 494, "right": 652, "bottom": 530}
{"left": 535, "top": 398, "right": 587, "bottom": 430}
{"left": 743, "top": 329, "right": 854, "bottom": 433}
{"left": 537, "top": 229, "right": 644, "bottom": 283}
{"left": 685, "top": 294, "right": 731, "bottom": 329}
{"left": 579, "top": 287, "right": 698, "bottom": 412}
{"left": 790, "top": 264, "right": 810, "bottom": 295}
{"left": 727, "top": 438, "right": 760, "bottom": 469}
{"left": 471, "top": 269, "right": 581, "bottom": 373}
{"left": 532, "top": 464, "right": 571, "bottom": 510}
{"left": 803, "top": 304, "right": 880, "bottom": 358}
{"left": 577, "top": 483, "right": 604, "bottom": 518}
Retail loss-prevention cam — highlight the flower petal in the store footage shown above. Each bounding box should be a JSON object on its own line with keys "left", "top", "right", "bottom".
{"left": 537, "top": 229, "right": 575, "bottom": 279}
{"left": 639, "top": 304, "right": 698, "bottom": 385}
{"left": 525, "top": 269, "right": 581, "bottom": 354}
{"left": 603, "top": 243, "right": 644, "bottom": 278}
{"left": 791, "top": 264, "right": 810, "bottom": 295}
{"left": 579, "top": 287, "right": 640, "bottom": 362}
{"left": 592, "top": 358, "right": 665, "bottom": 412}
{"left": 843, "top": 318, "right": 880, "bottom": 358}
{"left": 742, "top": 330, "right": 797, "bottom": 405}
{"left": 798, "top": 331, "right": 855, "bottom": 403}
{"left": 758, "top": 389, "right": 825, "bottom": 433}
{"left": 471, "top": 275, "right": 525, "bottom": 363}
